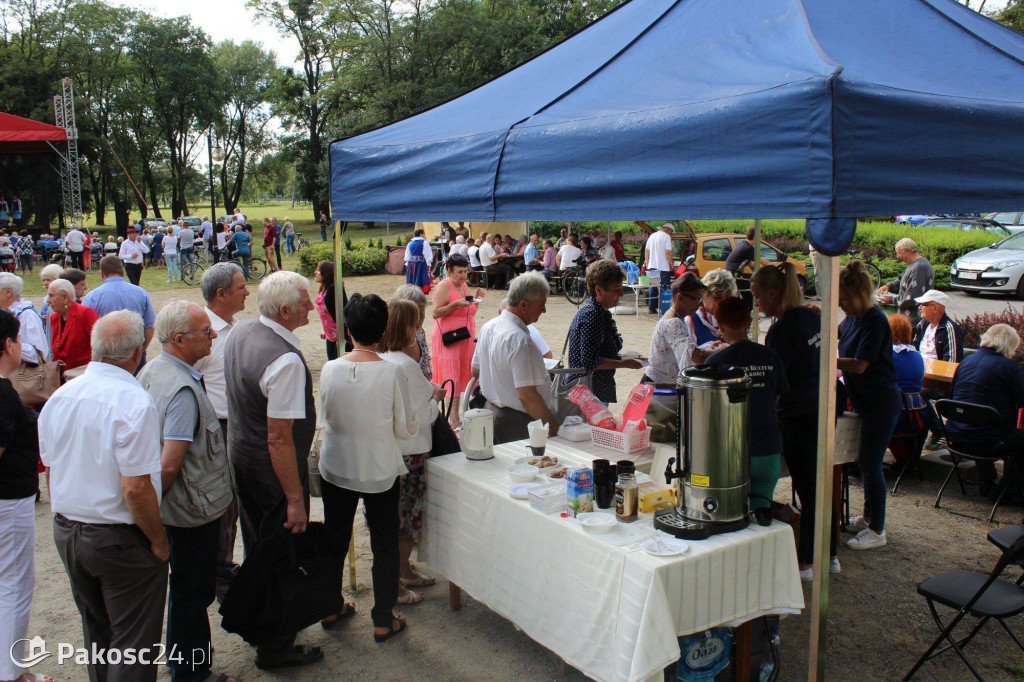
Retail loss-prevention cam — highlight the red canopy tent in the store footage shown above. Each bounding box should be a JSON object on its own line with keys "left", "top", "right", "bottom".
{"left": 0, "top": 112, "right": 67, "bottom": 154}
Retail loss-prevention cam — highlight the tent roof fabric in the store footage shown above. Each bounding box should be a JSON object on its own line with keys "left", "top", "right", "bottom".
{"left": 330, "top": 0, "right": 1024, "bottom": 240}
{"left": 0, "top": 112, "right": 68, "bottom": 154}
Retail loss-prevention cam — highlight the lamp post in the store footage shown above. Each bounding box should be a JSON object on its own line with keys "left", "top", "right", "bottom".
{"left": 206, "top": 130, "right": 221, "bottom": 223}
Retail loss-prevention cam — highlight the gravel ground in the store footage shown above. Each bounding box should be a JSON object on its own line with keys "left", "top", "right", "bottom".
{"left": 21, "top": 274, "right": 1024, "bottom": 681}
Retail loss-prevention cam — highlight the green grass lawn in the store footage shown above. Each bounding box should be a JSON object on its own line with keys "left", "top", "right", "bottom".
{"left": 18, "top": 248, "right": 309, "bottom": 299}
{"left": 77, "top": 201, "right": 402, "bottom": 243}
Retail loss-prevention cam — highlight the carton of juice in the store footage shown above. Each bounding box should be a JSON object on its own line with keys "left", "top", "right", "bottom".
{"left": 566, "top": 467, "right": 595, "bottom": 518}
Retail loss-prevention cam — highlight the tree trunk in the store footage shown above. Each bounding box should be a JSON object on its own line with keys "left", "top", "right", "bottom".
{"left": 144, "top": 165, "right": 162, "bottom": 219}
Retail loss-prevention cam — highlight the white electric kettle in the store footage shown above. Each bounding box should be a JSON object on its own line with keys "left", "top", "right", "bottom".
{"left": 461, "top": 408, "right": 494, "bottom": 461}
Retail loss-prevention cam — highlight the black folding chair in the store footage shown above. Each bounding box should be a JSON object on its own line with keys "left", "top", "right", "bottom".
{"left": 933, "top": 399, "right": 1024, "bottom": 523}
{"left": 903, "top": 532, "right": 1024, "bottom": 681}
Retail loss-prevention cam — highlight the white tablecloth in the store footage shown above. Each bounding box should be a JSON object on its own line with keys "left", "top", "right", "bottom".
{"left": 421, "top": 440, "right": 805, "bottom": 682}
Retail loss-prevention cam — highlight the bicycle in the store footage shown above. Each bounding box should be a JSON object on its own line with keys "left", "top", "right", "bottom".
{"left": 846, "top": 249, "right": 883, "bottom": 291}
{"left": 182, "top": 259, "right": 204, "bottom": 286}
{"left": 229, "top": 255, "right": 268, "bottom": 281}
{"left": 295, "top": 233, "right": 311, "bottom": 251}
{"left": 563, "top": 255, "right": 589, "bottom": 306}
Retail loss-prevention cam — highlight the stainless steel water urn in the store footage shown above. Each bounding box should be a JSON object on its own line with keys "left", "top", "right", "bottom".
{"left": 654, "top": 364, "right": 751, "bottom": 539}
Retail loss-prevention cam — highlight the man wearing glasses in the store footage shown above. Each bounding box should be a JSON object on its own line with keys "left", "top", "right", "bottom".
{"left": 138, "top": 299, "right": 237, "bottom": 682}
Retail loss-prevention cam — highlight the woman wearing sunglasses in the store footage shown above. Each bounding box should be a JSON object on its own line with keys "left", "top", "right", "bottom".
{"left": 643, "top": 273, "right": 710, "bottom": 384}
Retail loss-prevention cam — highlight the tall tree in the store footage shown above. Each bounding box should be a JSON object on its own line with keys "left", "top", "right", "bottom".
{"left": 130, "top": 16, "right": 219, "bottom": 217}
{"left": 212, "top": 40, "right": 279, "bottom": 214}
{"left": 249, "top": 0, "right": 347, "bottom": 217}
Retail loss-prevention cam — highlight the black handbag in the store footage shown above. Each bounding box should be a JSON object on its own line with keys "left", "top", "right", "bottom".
{"left": 441, "top": 326, "right": 471, "bottom": 346}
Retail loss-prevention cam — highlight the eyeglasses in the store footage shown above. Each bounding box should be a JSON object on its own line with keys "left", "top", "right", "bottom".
{"left": 180, "top": 328, "right": 214, "bottom": 338}
{"left": 680, "top": 292, "right": 703, "bottom": 302}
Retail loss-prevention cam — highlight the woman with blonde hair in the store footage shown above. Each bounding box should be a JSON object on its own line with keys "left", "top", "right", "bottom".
{"left": 392, "top": 285, "right": 431, "bottom": 380}
{"left": 751, "top": 261, "right": 838, "bottom": 579}
{"left": 379, "top": 299, "right": 445, "bottom": 604}
{"left": 837, "top": 260, "right": 901, "bottom": 551}
{"left": 686, "top": 268, "right": 738, "bottom": 348}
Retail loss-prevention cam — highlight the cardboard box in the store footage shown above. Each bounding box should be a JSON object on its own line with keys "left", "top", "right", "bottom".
{"left": 566, "top": 467, "right": 594, "bottom": 517}
{"left": 638, "top": 481, "right": 675, "bottom": 513}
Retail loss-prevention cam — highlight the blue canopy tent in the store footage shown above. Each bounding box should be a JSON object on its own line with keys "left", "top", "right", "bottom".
{"left": 330, "top": 0, "right": 1024, "bottom": 676}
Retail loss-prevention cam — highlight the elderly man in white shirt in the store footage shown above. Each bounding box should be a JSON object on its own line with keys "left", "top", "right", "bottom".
{"left": 40, "top": 310, "right": 168, "bottom": 682}
{"left": 478, "top": 234, "right": 513, "bottom": 290}
{"left": 194, "top": 262, "right": 249, "bottom": 599}
{"left": 643, "top": 222, "right": 675, "bottom": 314}
{"left": 0, "top": 273, "right": 47, "bottom": 365}
{"left": 64, "top": 223, "right": 86, "bottom": 270}
{"left": 118, "top": 226, "right": 150, "bottom": 285}
{"left": 223, "top": 271, "right": 323, "bottom": 670}
{"left": 473, "top": 272, "right": 558, "bottom": 444}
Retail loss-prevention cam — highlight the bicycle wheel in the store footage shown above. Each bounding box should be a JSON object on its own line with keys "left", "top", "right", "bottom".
{"left": 865, "top": 261, "right": 882, "bottom": 291}
{"left": 247, "top": 257, "right": 268, "bottom": 280}
{"left": 564, "top": 269, "right": 588, "bottom": 306}
{"left": 182, "top": 262, "right": 204, "bottom": 286}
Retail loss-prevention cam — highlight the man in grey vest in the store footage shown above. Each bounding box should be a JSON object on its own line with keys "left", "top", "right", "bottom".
{"left": 223, "top": 271, "right": 321, "bottom": 670}
{"left": 139, "top": 300, "right": 237, "bottom": 682}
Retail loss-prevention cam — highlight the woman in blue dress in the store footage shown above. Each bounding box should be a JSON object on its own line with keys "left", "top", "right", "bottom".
{"left": 404, "top": 228, "right": 433, "bottom": 292}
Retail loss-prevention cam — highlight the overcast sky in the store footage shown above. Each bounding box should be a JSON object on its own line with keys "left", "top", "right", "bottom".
{"left": 107, "top": 0, "right": 302, "bottom": 66}
{"left": 105, "top": 0, "right": 1014, "bottom": 70}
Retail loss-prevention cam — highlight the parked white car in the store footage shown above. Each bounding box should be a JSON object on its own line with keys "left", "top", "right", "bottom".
{"left": 951, "top": 231, "right": 1024, "bottom": 297}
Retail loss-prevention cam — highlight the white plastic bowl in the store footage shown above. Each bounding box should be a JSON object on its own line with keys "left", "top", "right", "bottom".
{"left": 507, "top": 464, "right": 539, "bottom": 482}
{"left": 577, "top": 512, "right": 617, "bottom": 533}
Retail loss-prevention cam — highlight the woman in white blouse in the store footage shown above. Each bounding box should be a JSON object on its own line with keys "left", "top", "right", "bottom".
{"left": 557, "top": 235, "right": 584, "bottom": 271}
{"left": 379, "top": 299, "right": 445, "bottom": 605}
{"left": 162, "top": 226, "right": 180, "bottom": 283}
{"left": 318, "top": 294, "right": 432, "bottom": 642}
{"left": 644, "top": 273, "right": 711, "bottom": 383}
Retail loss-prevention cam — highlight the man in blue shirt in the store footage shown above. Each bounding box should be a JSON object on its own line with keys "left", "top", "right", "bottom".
{"left": 201, "top": 216, "right": 213, "bottom": 247}
{"left": 82, "top": 255, "right": 157, "bottom": 369}
{"left": 523, "top": 234, "right": 543, "bottom": 272}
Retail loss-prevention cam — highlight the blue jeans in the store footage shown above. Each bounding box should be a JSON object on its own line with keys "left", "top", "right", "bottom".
{"left": 286, "top": 234, "right": 295, "bottom": 253}
{"left": 648, "top": 270, "right": 673, "bottom": 312}
{"left": 320, "top": 225, "right": 327, "bottom": 241}
{"left": 180, "top": 247, "right": 194, "bottom": 266}
{"left": 858, "top": 404, "right": 901, "bottom": 532}
{"left": 166, "top": 519, "right": 220, "bottom": 681}
{"left": 166, "top": 254, "right": 180, "bottom": 281}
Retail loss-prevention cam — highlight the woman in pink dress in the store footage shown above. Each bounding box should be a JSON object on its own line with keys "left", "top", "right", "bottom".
{"left": 431, "top": 254, "right": 484, "bottom": 428}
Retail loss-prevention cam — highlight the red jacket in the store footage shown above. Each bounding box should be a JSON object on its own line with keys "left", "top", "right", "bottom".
{"left": 263, "top": 226, "right": 276, "bottom": 248}
{"left": 51, "top": 303, "right": 100, "bottom": 370}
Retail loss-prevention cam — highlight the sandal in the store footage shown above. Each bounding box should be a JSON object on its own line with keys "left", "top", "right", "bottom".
{"left": 321, "top": 601, "right": 357, "bottom": 630}
{"left": 254, "top": 644, "right": 324, "bottom": 670}
{"left": 373, "top": 616, "right": 408, "bottom": 643}
{"left": 396, "top": 588, "right": 424, "bottom": 605}
{"left": 400, "top": 573, "right": 436, "bottom": 587}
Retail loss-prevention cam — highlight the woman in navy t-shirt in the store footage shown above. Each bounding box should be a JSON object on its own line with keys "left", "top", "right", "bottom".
{"left": 837, "top": 260, "right": 901, "bottom": 551}
{"left": 752, "top": 262, "right": 837, "bottom": 580}
{"left": 708, "top": 296, "right": 789, "bottom": 512}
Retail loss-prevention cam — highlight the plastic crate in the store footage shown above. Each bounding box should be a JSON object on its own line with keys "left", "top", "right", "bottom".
{"left": 590, "top": 424, "right": 651, "bottom": 455}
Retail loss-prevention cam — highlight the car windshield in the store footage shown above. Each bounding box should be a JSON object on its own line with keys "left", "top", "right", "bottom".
{"left": 994, "top": 232, "right": 1024, "bottom": 250}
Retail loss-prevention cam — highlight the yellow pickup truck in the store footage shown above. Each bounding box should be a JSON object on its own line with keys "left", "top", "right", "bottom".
{"left": 636, "top": 221, "right": 810, "bottom": 293}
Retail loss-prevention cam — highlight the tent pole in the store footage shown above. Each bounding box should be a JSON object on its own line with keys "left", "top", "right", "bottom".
{"left": 751, "top": 219, "right": 761, "bottom": 340}
{"left": 809, "top": 251, "right": 839, "bottom": 680}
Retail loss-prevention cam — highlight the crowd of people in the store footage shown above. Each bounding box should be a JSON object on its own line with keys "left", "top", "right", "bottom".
{"left": 4, "top": 219, "right": 1024, "bottom": 681}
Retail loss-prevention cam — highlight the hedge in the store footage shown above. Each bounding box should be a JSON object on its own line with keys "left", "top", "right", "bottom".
{"left": 297, "top": 242, "right": 388, "bottom": 277}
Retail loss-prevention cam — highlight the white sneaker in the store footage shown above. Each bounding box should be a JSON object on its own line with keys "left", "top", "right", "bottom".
{"left": 847, "top": 515, "right": 870, "bottom": 532}
{"left": 799, "top": 567, "right": 813, "bottom": 582}
{"left": 830, "top": 557, "right": 841, "bottom": 574}
{"left": 847, "top": 529, "right": 886, "bottom": 550}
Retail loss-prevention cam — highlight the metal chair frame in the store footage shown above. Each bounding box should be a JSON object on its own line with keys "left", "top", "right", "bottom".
{"left": 903, "top": 532, "right": 1024, "bottom": 681}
